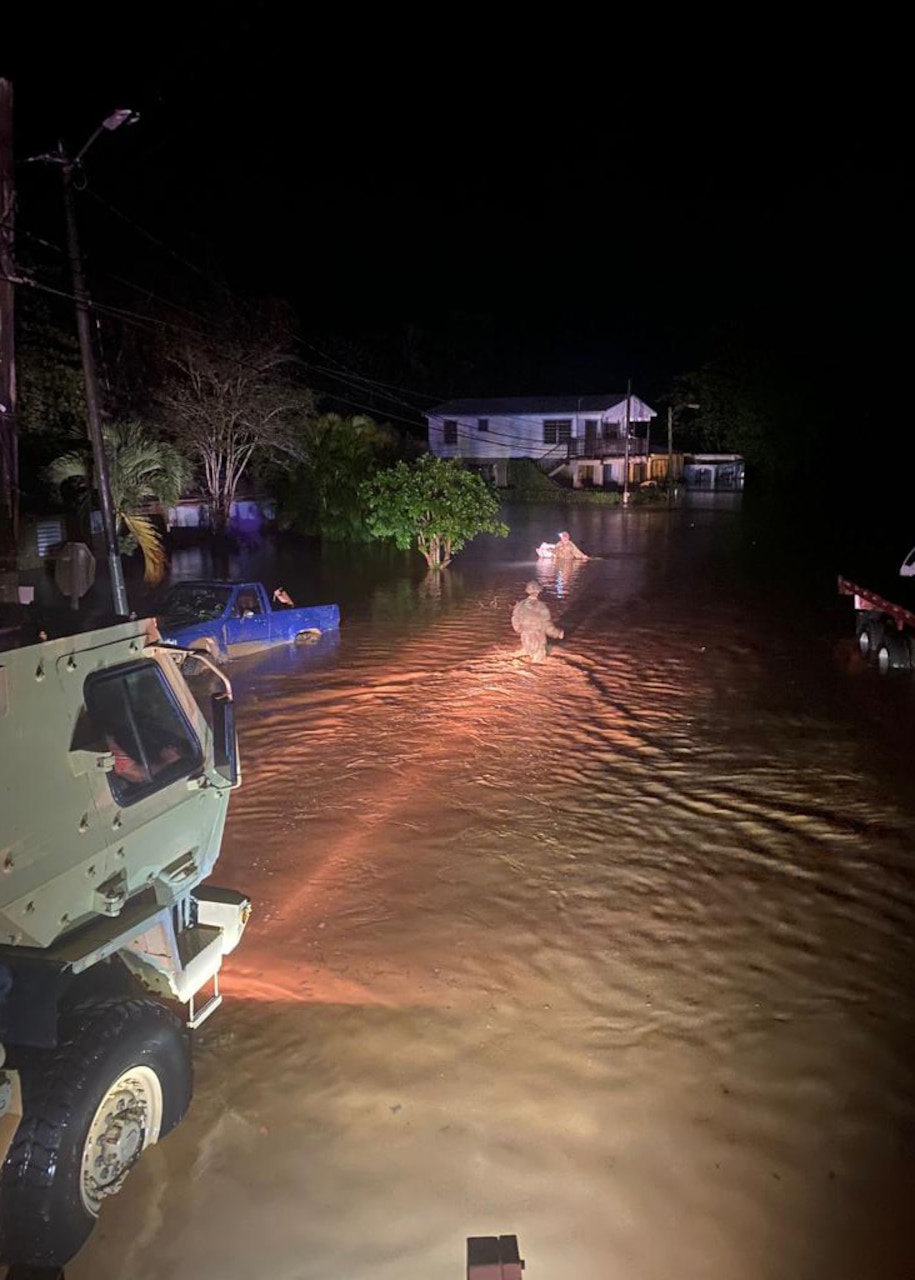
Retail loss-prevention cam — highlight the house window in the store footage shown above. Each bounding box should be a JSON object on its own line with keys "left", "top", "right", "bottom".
{"left": 82, "top": 660, "right": 203, "bottom": 808}
{"left": 443, "top": 420, "right": 458, "bottom": 445}
{"left": 543, "top": 419, "right": 572, "bottom": 445}
{"left": 477, "top": 419, "right": 489, "bottom": 433}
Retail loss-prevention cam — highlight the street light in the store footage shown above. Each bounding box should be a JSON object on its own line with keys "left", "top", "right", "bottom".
{"left": 74, "top": 108, "right": 140, "bottom": 165}
{"left": 31, "top": 109, "right": 139, "bottom": 615}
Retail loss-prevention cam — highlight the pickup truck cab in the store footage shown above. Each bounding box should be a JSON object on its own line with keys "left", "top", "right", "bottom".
{"left": 157, "top": 580, "right": 340, "bottom": 661}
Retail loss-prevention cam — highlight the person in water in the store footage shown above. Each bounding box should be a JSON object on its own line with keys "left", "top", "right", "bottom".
{"left": 553, "top": 530, "right": 589, "bottom": 564}
{"left": 511, "top": 580, "right": 564, "bottom": 663}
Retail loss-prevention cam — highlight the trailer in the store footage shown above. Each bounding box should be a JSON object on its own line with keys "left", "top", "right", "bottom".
{"left": 838, "top": 574, "right": 915, "bottom": 672}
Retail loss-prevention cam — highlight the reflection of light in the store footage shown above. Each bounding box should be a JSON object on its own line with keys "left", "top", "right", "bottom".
{"left": 222, "top": 962, "right": 387, "bottom": 1007}
{"left": 223, "top": 577, "right": 687, "bottom": 1019}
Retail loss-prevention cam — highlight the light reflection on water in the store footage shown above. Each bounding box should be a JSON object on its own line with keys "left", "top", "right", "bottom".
{"left": 69, "top": 498, "right": 915, "bottom": 1280}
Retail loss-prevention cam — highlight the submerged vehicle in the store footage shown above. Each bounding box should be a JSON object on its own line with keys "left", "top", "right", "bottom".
{"left": 0, "top": 618, "right": 249, "bottom": 1268}
{"left": 157, "top": 580, "right": 340, "bottom": 661}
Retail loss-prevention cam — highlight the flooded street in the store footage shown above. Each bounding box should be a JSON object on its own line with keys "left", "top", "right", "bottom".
{"left": 68, "top": 499, "right": 915, "bottom": 1280}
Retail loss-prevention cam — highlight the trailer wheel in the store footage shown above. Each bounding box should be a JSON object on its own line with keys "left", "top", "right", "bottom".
{"left": 858, "top": 616, "right": 886, "bottom": 658}
{"left": 0, "top": 998, "right": 191, "bottom": 1269}
{"left": 876, "top": 631, "right": 913, "bottom": 674}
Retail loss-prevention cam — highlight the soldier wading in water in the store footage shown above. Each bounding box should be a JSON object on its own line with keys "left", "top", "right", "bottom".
{"left": 511, "top": 580, "right": 564, "bottom": 663}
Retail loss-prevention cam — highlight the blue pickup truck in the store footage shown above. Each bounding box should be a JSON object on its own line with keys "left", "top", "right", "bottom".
{"left": 156, "top": 580, "right": 340, "bottom": 661}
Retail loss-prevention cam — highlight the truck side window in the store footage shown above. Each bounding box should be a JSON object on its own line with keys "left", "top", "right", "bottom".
{"left": 233, "top": 590, "right": 261, "bottom": 619}
{"left": 84, "top": 661, "right": 203, "bottom": 806}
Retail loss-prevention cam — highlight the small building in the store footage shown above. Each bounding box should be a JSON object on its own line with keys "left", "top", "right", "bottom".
{"left": 683, "top": 454, "right": 745, "bottom": 490}
{"left": 426, "top": 394, "right": 659, "bottom": 487}
{"left": 164, "top": 496, "right": 277, "bottom": 534}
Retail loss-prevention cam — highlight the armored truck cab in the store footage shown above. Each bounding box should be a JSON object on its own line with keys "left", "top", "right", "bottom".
{"left": 0, "top": 618, "right": 249, "bottom": 1269}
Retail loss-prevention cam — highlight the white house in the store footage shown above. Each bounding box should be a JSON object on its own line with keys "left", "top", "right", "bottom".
{"left": 426, "top": 394, "right": 657, "bottom": 478}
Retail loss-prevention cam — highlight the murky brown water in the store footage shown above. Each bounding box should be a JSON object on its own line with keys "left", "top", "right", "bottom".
{"left": 65, "top": 498, "right": 915, "bottom": 1279}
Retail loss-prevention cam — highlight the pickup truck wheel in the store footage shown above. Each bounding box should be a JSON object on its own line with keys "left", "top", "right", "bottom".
{"left": 294, "top": 628, "right": 321, "bottom": 645}
{"left": 858, "top": 616, "right": 885, "bottom": 658}
{"left": 876, "top": 631, "right": 913, "bottom": 674}
{"left": 0, "top": 998, "right": 191, "bottom": 1269}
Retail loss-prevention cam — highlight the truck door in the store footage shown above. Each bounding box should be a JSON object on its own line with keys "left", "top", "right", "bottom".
{"left": 224, "top": 586, "right": 270, "bottom": 652}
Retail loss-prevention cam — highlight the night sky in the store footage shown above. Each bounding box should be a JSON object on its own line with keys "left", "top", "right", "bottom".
{"left": 4, "top": 16, "right": 909, "bottom": 449}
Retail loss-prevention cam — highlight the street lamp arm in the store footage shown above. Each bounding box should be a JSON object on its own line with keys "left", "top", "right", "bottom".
{"left": 74, "top": 110, "right": 138, "bottom": 166}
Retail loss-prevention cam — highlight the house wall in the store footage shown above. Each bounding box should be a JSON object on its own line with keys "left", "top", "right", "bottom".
{"left": 428, "top": 397, "right": 656, "bottom": 461}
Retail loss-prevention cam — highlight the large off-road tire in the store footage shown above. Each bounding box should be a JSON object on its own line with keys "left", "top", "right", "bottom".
{"left": 0, "top": 998, "right": 192, "bottom": 1269}
{"left": 858, "top": 615, "right": 886, "bottom": 658}
{"left": 876, "top": 630, "right": 914, "bottom": 674}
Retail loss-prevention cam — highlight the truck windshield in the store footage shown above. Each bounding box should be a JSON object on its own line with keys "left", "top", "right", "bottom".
{"left": 160, "top": 584, "right": 232, "bottom": 626}
{"left": 83, "top": 660, "right": 203, "bottom": 806}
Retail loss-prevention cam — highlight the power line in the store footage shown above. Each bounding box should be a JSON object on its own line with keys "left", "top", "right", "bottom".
{"left": 65, "top": 194, "right": 626, "bottom": 447}
{"left": 85, "top": 187, "right": 234, "bottom": 297}
{"left": 295, "top": 335, "right": 438, "bottom": 403}
{"left": 297, "top": 361, "right": 428, "bottom": 417}
{"left": 13, "top": 192, "right": 644, "bottom": 452}
{"left": 3, "top": 270, "right": 428, "bottom": 430}
{"left": 6, "top": 271, "right": 614, "bottom": 451}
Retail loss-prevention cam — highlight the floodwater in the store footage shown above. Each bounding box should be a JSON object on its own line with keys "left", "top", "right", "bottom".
{"left": 67, "top": 498, "right": 915, "bottom": 1280}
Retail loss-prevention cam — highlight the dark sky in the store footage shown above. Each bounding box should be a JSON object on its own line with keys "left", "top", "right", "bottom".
{"left": 4, "top": 14, "right": 909, "bottom": 415}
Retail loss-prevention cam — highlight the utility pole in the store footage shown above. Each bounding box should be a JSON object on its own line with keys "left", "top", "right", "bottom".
{"left": 622, "top": 378, "right": 632, "bottom": 506}
{"left": 666, "top": 400, "right": 698, "bottom": 505}
{"left": 0, "top": 78, "right": 17, "bottom": 594}
{"left": 59, "top": 142, "right": 129, "bottom": 615}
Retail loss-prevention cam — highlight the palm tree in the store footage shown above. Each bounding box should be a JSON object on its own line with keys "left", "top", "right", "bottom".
{"left": 48, "top": 421, "right": 192, "bottom": 582}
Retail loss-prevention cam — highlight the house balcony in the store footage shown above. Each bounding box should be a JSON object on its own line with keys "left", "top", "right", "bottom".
{"left": 566, "top": 435, "right": 648, "bottom": 460}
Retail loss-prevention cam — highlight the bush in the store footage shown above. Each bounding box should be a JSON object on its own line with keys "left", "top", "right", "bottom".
{"left": 505, "top": 459, "right": 622, "bottom": 506}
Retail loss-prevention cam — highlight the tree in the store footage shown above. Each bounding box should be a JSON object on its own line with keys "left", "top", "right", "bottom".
{"left": 361, "top": 454, "right": 508, "bottom": 569}
{"left": 159, "top": 339, "right": 313, "bottom": 532}
{"left": 48, "top": 420, "right": 191, "bottom": 582}
{"left": 676, "top": 349, "right": 818, "bottom": 479}
{"left": 278, "top": 413, "right": 397, "bottom": 540}
{"left": 17, "top": 300, "right": 85, "bottom": 442}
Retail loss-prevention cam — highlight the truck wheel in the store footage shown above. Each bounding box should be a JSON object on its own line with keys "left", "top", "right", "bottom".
{"left": 294, "top": 629, "right": 321, "bottom": 645}
{"left": 876, "top": 631, "right": 913, "bottom": 674}
{"left": 858, "top": 616, "right": 885, "bottom": 658}
{"left": 0, "top": 998, "right": 192, "bottom": 1269}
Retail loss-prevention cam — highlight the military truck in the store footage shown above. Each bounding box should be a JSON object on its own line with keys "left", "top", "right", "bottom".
{"left": 0, "top": 618, "right": 249, "bottom": 1269}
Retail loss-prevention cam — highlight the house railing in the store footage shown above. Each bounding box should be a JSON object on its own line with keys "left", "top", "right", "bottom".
{"left": 566, "top": 436, "right": 648, "bottom": 460}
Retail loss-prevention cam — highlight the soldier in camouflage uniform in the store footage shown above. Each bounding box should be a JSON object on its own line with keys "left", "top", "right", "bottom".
{"left": 511, "top": 581, "right": 564, "bottom": 663}
{"left": 553, "top": 530, "right": 589, "bottom": 565}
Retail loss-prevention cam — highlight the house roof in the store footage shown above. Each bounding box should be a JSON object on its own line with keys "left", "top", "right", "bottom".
{"left": 427, "top": 395, "right": 632, "bottom": 418}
